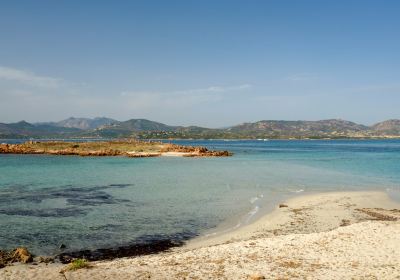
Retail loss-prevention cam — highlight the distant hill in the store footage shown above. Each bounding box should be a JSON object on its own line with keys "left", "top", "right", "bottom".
{"left": 1, "top": 118, "right": 400, "bottom": 139}
{"left": 371, "top": 119, "right": 400, "bottom": 135}
{"left": 38, "top": 117, "right": 117, "bottom": 130}
{"left": 87, "top": 119, "right": 178, "bottom": 138}
{"left": 0, "top": 121, "right": 81, "bottom": 139}
{"left": 226, "top": 119, "right": 370, "bottom": 138}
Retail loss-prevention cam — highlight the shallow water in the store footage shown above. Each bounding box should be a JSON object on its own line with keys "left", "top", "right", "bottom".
{"left": 0, "top": 139, "right": 399, "bottom": 255}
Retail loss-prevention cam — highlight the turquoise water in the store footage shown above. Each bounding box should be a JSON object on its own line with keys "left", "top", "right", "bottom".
{"left": 0, "top": 139, "right": 399, "bottom": 255}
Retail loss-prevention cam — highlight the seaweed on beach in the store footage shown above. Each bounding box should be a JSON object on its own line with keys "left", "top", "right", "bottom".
{"left": 56, "top": 232, "right": 197, "bottom": 263}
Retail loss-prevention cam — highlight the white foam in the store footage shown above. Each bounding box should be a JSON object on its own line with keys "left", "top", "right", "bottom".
{"left": 249, "top": 197, "right": 259, "bottom": 204}
{"left": 245, "top": 206, "right": 260, "bottom": 223}
{"left": 204, "top": 205, "right": 260, "bottom": 238}
{"left": 291, "top": 189, "right": 304, "bottom": 193}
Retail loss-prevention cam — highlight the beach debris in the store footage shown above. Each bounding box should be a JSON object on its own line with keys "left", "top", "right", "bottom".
{"left": 60, "top": 258, "right": 92, "bottom": 275}
{"left": 36, "top": 256, "right": 55, "bottom": 264}
{"left": 279, "top": 203, "right": 288, "bottom": 208}
{"left": 340, "top": 219, "right": 351, "bottom": 227}
{"left": 63, "top": 258, "right": 92, "bottom": 272}
{"left": 248, "top": 272, "right": 266, "bottom": 279}
{"left": 356, "top": 208, "right": 400, "bottom": 221}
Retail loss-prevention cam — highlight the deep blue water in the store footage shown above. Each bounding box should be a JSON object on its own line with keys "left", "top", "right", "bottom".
{"left": 0, "top": 139, "right": 399, "bottom": 255}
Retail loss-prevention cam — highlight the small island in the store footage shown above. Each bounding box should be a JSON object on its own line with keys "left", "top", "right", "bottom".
{"left": 0, "top": 140, "right": 232, "bottom": 158}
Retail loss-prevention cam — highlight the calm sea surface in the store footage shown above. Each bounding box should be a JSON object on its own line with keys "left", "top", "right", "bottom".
{"left": 0, "top": 139, "right": 399, "bottom": 255}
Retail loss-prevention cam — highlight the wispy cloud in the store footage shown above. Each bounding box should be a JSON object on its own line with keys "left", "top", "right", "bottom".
{"left": 121, "top": 84, "right": 252, "bottom": 97}
{"left": 0, "top": 66, "right": 63, "bottom": 88}
{"left": 345, "top": 84, "right": 400, "bottom": 94}
{"left": 0, "top": 67, "right": 254, "bottom": 125}
{"left": 177, "top": 84, "right": 252, "bottom": 94}
{"left": 119, "top": 84, "right": 252, "bottom": 108}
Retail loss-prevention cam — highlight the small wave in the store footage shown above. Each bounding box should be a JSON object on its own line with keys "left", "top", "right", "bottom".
{"left": 291, "top": 189, "right": 304, "bottom": 193}
{"left": 204, "top": 205, "right": 260, "bottom": 237}
{"left": 204, "top": 232, "right": 218, "bottom": 237}
{"left": 249, "top": 197, "right": 259, "bottom": 204}
{"left": 250, "top": 193, "right": 264, "bottom": 204}
{"left": 245, "top": 206, "right": 259, "bottom": 223}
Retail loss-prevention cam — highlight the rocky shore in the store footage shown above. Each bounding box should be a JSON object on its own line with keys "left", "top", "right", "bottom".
{"left": 0, "top": 141, "right": 232, "bottom": 158}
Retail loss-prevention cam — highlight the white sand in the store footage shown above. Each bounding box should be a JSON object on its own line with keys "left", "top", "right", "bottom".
{"left": 160, "top": 152, "right": 193, "bottom": 157}
{"left": 126, "top": 151, "right": 196, "bottom": 157}
{"left": 1, "top": 191, "right": 400, "bottom": 280}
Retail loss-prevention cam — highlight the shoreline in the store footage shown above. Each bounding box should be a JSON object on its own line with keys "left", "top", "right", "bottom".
{"left": 184, "top": 190, "right": 400, "bottom": 250}
{"left": 2, "top": 137, "right": 400, "bottom": 142}
{"left": 1, "top": 190, "right": 400, "bottom": 279}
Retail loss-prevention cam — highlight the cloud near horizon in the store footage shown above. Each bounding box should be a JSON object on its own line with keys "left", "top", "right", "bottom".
{"left": 0, "top": 65, "right": 256, "bottom": 125}
{"left": 0, "top": 66, "right": 64, "bottom": 88}
{"left": 0, "top": 65, "right": 399, "bottom": 127}
{"left": 120, "top": 84, "right": 253, "bottom": 108}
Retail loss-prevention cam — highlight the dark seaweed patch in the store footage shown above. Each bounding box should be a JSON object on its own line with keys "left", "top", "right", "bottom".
{"left": 89, "top": 224, "right": 125, "bottom": 231}
{"left": 0, "top": 183, "right": 134, "bottom": 217}
{"left": 57, "top": 232, "right": 197, "bottom": 263}
{"left": 0, "top": 183, "right": 133, "bottom": 204}
{"left": 0, "top": 207, "right": 88, "bottom": 217}
{"left": 108, "top": 184, "right": 132, "bottom": 188}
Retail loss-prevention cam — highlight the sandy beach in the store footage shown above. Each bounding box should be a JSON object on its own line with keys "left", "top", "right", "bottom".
{"left": 1, "top": 191, "right": 399, "bottom": 280}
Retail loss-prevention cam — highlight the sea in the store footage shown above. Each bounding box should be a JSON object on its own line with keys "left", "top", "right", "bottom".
{"left": 0, "top": 139, "right": 399, "bottom": 256}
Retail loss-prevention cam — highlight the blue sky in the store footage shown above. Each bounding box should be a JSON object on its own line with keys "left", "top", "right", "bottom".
{"left": 0, "top": 0, "right": 399, "bottom": 127}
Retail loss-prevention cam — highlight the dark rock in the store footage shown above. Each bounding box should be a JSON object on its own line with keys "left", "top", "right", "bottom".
{"left": 37, "top": 256, "right": 55, "bottom": 263}
{"left": 59, "top": 244, "right": 66, "bottom": 249}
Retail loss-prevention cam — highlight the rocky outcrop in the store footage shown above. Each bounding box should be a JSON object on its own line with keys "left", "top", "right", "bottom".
{"left": 0, "top": 247, "right": 33, "bottom": 268}
{"left": 160, "top": 144, "right": 232, "bottom": 157}
{"left": 0, "top": 143, "right": 41, "bottom": 154}
{"left": 0, "top": 141, "right": 232, "bottom": 158}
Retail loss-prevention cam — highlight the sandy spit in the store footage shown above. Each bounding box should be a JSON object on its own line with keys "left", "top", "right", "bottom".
{"left": 1, "top": 191, "right": 400, "bottom": 280}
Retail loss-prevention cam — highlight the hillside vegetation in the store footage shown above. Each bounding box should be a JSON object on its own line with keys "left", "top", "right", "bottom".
{"left": 1, "top": 118, "right": 400, "bottom": 139}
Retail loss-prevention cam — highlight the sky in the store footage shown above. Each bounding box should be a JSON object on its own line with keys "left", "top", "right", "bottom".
{"left": 0, "top": 0, "right": 399, "bottom": 127}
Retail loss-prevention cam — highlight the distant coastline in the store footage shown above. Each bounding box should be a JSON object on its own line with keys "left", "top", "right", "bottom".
{"left": 1, "top": 118, "right": 400, "bottom": 140}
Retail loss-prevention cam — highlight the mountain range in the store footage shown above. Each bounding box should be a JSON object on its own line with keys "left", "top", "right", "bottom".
{"left": 1, "top": 117, "right": 400, "bottom": 139}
